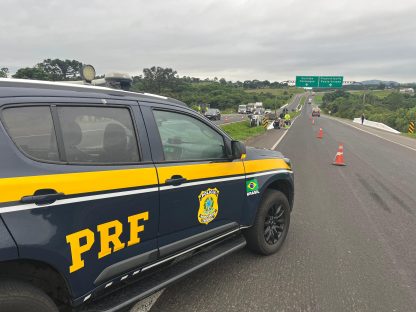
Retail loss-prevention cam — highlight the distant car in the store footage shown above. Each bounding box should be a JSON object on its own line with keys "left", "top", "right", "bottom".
{"left": 205, "top": 108, "right": 221, "bottom": 120}
{"left": 264, "top": 109, "right": 272, "bottom": 114}
{"left": 312, "top": 107, "right": 320, "bottom": 117}
{"left": 238, "top": 105, "right": 247, "bottom": 114}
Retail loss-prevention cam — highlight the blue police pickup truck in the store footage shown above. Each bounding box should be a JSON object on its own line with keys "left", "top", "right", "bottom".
{"left": 0, "top": 78, "right": 294, "bottom": 312}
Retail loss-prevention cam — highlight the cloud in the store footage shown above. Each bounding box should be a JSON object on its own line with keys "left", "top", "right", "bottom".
{"left": 1, "top": 0, "right": 415, "bottom": 81}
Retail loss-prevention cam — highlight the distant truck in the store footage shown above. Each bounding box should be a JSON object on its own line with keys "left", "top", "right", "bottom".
{"left": 312, "top": 107, "right": 321, "bottom": 117}
{"left": 246, "top": 103, "right": 255, "bottom": 113}
{"left": 254, "top": 102, "right": 263, "bottom": 111}
{"left": 238, "top": 104, "right": 247, "bottom": 114}
{"left": 308, "top": 98, "right": 312, "bottom": 104}
{"left": 246, "top": 102, "right": 263, "bottom": 114}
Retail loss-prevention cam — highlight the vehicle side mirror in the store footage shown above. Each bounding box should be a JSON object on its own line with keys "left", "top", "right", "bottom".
{"left": 231, "top": 141, "right": 246, "bottom": 159}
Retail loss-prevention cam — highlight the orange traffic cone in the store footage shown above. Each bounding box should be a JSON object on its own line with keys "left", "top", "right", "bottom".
{"left": 333, "top": 144, "right": 346, "bottom": 166}
{"left": 317, "top": 128, "right": 323, "bottom": 139}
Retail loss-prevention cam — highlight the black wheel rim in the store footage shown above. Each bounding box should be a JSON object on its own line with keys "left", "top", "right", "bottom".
{"left": 264, "top": 203, "right": 285, "bottom": 245}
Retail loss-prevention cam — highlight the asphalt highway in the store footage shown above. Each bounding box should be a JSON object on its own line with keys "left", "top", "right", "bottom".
{"left": 214, "top": 93, "right": 306, "bottom": 126}
{"left": 149, "top": 98, "right": 416, "bottom": 311}
{"left": 213, "top": 113, "right": 247, "bottom": 125}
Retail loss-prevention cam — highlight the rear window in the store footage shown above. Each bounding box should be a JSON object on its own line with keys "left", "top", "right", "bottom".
{"left": 57, "top": 106, "right": 139, "bottom": 164}
{"left": 1, "top": 105, "right": 140, "bottom": 164}
{"left": 2, "top": 106, "right": 59, "bottom": 161}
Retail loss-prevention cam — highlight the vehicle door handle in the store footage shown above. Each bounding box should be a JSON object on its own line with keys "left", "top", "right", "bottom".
{"left": 21, "top": 190, "right": 65, "bottom": 205}
{"left": 165, "top": 175, "right": 187, "bottom": 186}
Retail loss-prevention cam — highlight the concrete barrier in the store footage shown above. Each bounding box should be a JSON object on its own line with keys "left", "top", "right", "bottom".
{"left": 353, "top": 118, "right": 400, "bottom": 134}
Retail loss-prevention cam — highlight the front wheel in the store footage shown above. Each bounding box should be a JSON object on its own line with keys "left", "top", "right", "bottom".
{"left": 0, "top": 279, "right": 58, "bottom": 312}
{"left": 244, "top": 190, "right": 290, "bottom": 255}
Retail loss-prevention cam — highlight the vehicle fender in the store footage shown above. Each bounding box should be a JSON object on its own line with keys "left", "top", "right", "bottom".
{"left": 0, "top": 217, "right": 18, "bottom": 261}
{"left": 242, "top": 172, "right": 294, "bottom": 226}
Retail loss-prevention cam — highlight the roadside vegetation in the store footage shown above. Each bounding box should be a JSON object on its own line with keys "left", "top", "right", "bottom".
{"left": 314, "top": 93, "right": 324, "bottom": 104}
{"left": 220, "top": 121, "right": 266, "bottom": 141}
{"left": 2, "top": 60, "right": 303, "bottom": 112}
{"left": 346, "top": 89, "right": 394, "bottom": 99}
{"left": 245, "top": 88, "right": 304, "bottom": 96}
{"left": 320, "top": 90, "right": 416, "bottom": 133}
{"left": 404, "top": 132, "right": 416, "bottom": 139}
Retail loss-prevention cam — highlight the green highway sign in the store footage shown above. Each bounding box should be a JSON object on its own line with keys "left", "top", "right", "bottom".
{"left": 296, "top": 76, "right": 344, "bottom": 88}
{"left": 296, "top": 76, "right": 319, "bottom": 88}
{"left": 318, "top": 76, "right": 344, "bottom": 88}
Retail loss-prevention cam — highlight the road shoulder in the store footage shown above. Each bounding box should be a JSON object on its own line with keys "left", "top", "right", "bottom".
{"left": 321, "top": 114, "right": 416, "bottom": 152}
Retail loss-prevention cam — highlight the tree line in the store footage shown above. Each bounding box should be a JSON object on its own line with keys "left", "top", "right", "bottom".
{"left": 320, "top": 90, "right": 416, "bottom": 133}
{"left": 1, "top": 60, "right": 292, "bottom": 111}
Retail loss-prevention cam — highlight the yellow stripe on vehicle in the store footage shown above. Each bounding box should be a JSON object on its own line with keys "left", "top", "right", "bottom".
{"left": 244, "top": 159, "right": 290, "bottom": 174}
{"left": 157, "top": 161, "right": 245, "bottom": 182}
{"left": 0, "top": 159, "right": 289, "bottom": 205}
{"left": 0, "top": 168, "right": 158, "bottom": 204}
{"left": 157, "top": 159, "right": 289, "bottom": 184}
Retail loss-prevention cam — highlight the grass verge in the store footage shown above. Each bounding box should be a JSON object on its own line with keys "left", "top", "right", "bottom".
{"left": 299, "top": 96, "right": 306, "bottom": 106}
{"left": 220, "top": 121, "right": 266, "bottom": 141}
{"left": 347, "top": 90, "right": 395, "bottom": 98}
{"left": 403, "top": 132, "right": 416, "bottom": 139}
{"left": 314, "top": 93, "right": 324, "bottom": 104}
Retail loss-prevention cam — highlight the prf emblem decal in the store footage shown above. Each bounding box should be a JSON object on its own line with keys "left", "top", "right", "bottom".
{"left": 246, "top": 179, "right": 260, "bottom": 196}
{"left": 198, "top": 188, "right": 219, "bottom": 224}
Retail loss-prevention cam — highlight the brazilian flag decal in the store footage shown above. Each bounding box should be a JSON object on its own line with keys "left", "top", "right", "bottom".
{"left": 246, "top": 179, "right": 260, "bottom": 196}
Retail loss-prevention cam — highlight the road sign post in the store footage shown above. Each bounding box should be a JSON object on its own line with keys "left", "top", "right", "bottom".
{"left": 262, "top": 117, "right": 269, "bottom": 129}
{"left": 296, "top": 76, "right": 344, "bottom": 88}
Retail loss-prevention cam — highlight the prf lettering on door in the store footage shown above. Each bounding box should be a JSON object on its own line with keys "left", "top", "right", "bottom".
{"left": 66, "top": 212, "right": 149, "bottom": 273}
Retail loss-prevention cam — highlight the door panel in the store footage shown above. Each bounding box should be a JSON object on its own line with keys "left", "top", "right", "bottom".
{"left": 148, "top": 108, "right": 246, "bottom": 252}
{"left": 0, "top": 100, "right": 159, "bottom": 299}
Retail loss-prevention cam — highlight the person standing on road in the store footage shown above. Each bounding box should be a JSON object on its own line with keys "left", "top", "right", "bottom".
{"left": 361, "top": 113, "right": 365, "bottom": 125}
{"left": 284, "top": 113, "right": 291, "bottom": 128}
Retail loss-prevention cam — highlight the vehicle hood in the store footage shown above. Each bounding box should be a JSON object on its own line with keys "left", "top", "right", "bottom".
{"left": 244, "top": 146, "right": 285, "bottom": 160}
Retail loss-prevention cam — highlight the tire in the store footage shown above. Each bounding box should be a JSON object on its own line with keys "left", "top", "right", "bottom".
{"left": 244, "top": 189, "right": 290, "bottom": 255}
{"left": 0, "top": 279, "right": 58, "bottom": 312}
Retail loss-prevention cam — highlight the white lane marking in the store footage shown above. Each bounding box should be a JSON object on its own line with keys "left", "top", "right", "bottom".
{"left": 323, "top": 116, "right": 416, "bottom": 153}
{"left": 0, "top": 187, "right": 159, "bottom": 214}
{"left": 270, "top": 114, "right": 301, "bottom": 150}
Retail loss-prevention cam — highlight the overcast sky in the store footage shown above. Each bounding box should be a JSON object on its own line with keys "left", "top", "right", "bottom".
{"left": 1, "top": 0, "right": 416, "bottom": 82}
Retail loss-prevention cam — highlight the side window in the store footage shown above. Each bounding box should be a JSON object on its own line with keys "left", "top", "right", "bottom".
{"left": 57, "top": 106, "right": 139, "bottom": 164}
{"left": 2, "top": 106, "right": 60, "bottom": 161}
{"left": 153, "top": 110, "right": 227, "bottom": 161}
